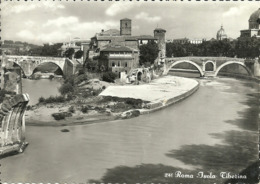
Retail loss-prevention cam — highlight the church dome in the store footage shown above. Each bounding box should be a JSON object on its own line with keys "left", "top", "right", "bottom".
{"left": 216, "top": 25, "right": 227, "bottom": 40}
{"left": 249, "top": 8, "right": 260, "bottom": 29}
{"left": 249, "top": 8, "right": 260, "bottom": 22}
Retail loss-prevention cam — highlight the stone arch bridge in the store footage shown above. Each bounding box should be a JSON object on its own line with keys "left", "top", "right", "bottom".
{"left": 3, "top": 55, "right": 79, "bottom": 77}
{"left": 164, "top": 57, "right": 255, "bottom": 77}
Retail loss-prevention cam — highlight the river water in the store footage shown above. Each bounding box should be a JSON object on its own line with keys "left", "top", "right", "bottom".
{"left": 22, "top": 78, "right": 62, "bottom": 105}
{"left": 1, "top": 76, "right": 259, "bottom": 183}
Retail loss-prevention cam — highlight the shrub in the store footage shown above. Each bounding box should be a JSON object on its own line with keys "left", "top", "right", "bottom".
{"left": 52, "top": 113, "right": 66, "bottom": 120}
{"left": 52, "top": 112, "right": 72, "bottom": 120}
{"left": 68, "top": 106, "right": 75, "bottom": 113}
{"left": 38, "top": 95, "right": 67, "bottom": 104}
{"left": 38, "top": 97, "right": 45, "bottom": 103}
{"left": 59, "top": 83, "right": 74, "bottom": 95}
{"left": 81, "top": 106, "right": 89, "bottom": 113}
{"left": 75, "top": 74, "right": 89, "bottom": 85}
{"left": 92, "top": 89, "right": 102, "bottom": 96}
{"left": 102, "top": 72, "right": 117, "bottom": 83}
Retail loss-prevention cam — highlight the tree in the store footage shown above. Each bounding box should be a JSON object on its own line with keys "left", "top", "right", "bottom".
{"left": 235, "top": 37, "right": 260, "bottom": 59}
{"left": 102, "top": 71, "right": 117, "bottom": 83}
{"left": 74, "top": 50, "right": 84, "bottom": 59}
{"left": 59, "top": 83, "right": 74, "bottom": 95}
{"left": 65, "top": 48, "right": 75, "bottom": 59}
{"left": 29, "top": 43, "right": 62, "bottom": 57}
{"left": 139, "top": 41, "right": 159, "bottom": 66}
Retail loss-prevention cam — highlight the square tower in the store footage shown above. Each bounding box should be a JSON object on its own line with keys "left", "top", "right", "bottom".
{"left": 154, "top": 28, "right": 166, "bottom": 62}
{"left": 120, "top": 18, "right": 132, "bottom": 36}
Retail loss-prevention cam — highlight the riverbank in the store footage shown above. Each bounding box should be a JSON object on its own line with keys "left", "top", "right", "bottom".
{"left": 25, "top": 76, "right": 199, "bottom": 126}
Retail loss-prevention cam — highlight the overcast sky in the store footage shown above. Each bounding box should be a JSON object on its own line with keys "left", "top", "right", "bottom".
{"left": 2, "top": 1, "right": 259, "bottom": 45}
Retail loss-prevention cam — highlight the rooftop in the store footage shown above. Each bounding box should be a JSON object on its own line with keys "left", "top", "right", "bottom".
{"left": 101, "top": 45, "right": 135, "bottom": 52}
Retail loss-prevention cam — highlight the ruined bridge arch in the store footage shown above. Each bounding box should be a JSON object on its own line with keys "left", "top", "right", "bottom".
{"left": 166, "top": 60, "right": 204, "bottom": 77}
{"left": 215, "top": 61, "right": 253, "bottom": 77}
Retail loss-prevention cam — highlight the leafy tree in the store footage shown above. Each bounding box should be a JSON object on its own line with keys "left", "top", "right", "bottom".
{"left": 65, "top": 48, "right": 75, "bottom": 59}
{"left": 235, "top": 37, "right": 260, "bottom": 59}
{"left": 102, "top": 71, "right": 117, "bottom": 83}
{"left": 29, "top": 43, "right": 62, "bottom": 57}
{"left": 74, "top": 50, "right": 84, "bottom": 59}
{"left": 85, "top": 59, "right": 98, "bottom": 72}
{"left": 59, "top": 83, "right": 74, "bottom": 95}
{"left": 139, "top": 41, "right": 159, "bottom": 66}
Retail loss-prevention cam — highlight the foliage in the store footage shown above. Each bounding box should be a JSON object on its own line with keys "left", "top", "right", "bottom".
{"left": 59, "top": 83, "right": 74, "bottom": 95}
{"left": 85, "top": 59, "right": 99, "bottom": 72}
{"left": 65, "top": 48, "right": 75, "bottom": 59}
{"left": 81, "top": 106, "right": 89, "bottom": 113}
{"left": 139, "top": 41, "right": 160, "bottom": 66}
{"left": 166, "top": 40, "right": 236, "bottom": 57}
{"left": 74, "top": 74, "right": 89, "bottom": 85}
{"left": 74, "top": 50, "right": 84, "bottom": 59}
{"left": 52, "top": 112, "right": 72, "bottom": 120}
{"left": 38, "top": 95, "right": 67, "bottom": 104}
{"left": 166, "top": 38, "right": 260, "bottom": 59}
{"left": 102, "top": 71, "right": 117, "bottom": 83}
{"left": 30, "top": 43, "right": 63, "bottom": 57}
{"left": 68, "top": 106, "right": 75, "bottom": 113}
{"left": 235, "top": 37, "right": 260, "bottom": 59}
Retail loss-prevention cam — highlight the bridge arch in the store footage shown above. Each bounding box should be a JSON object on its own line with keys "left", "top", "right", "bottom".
{"left": 167, "top": 60, "right": 204, "bottom": 77}
{"left": 12, "top": 60, "right": 65, "bottom": 77}
{"left": 204, "top": 60, "right": 215, "bottom": 71}
{"left": 215, "top": 61, "right": 253, "bottom": 77}
{"left": 32, "top": 62, "right": 64, "bottom": 76}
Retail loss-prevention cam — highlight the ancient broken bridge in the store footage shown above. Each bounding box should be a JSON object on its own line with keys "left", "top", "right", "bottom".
{"left": 4, "top": 55, "right": 79, "bottom": 77}
{"left": 164, "top": 57, "right": 255, "bottom": 77}
{"left": 0, "top": 94, "right": 30, "bottom": 156}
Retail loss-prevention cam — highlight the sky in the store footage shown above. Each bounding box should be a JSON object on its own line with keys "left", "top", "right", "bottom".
{"left": 2, "top": 1, "right": 259, "bottom": 45}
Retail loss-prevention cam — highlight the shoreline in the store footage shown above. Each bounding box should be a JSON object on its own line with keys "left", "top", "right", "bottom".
{"left": 25, "top": 76, "right": 199, "bottom": 127}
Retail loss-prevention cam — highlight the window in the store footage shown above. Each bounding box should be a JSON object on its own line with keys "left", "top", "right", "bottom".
{"left": 125, "top": 63, "right": 127, "bottom": 67}
{"left": 118, "top": 61, "right": 120, "bottom": 67}
{"left": 112, "top": 62, "right": 115, "bottom": 67}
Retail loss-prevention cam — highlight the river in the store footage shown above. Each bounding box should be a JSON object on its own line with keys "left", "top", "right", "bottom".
{"left": 22, "top": 78, "right": 63, "bottom": 105}
{"left": 1, "top": 76, "right": 259, "bottom": 183}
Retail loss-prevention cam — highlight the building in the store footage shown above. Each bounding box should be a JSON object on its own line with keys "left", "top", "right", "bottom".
{"left": 216, "top": 25, "right": 228, "bottom": 40}
{"left": 88, "top": 18, "right": 166, "bottom": 74}
{"left": 59, "top": 37, "right": 91, "bottom": 64}
{"left": 240, "top": 8, "right": 260, "bottom": 38}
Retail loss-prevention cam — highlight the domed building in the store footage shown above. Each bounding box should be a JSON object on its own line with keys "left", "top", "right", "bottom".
{"left": 216, "top": 25, "right": 228, "bottom": 40}
{"left": 240, "top": 8, "right": 260, "bottom": 38}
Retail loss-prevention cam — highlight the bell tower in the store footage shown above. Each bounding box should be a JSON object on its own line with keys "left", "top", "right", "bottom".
{"left": 120, "top": 18, "right": 131, "bottom": 36}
